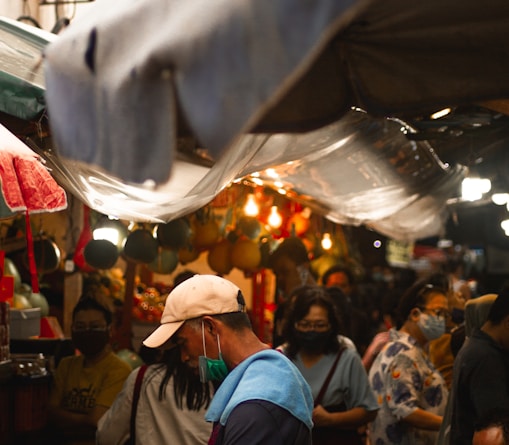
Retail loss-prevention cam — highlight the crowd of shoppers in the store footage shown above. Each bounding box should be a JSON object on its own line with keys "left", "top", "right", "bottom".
{"left": 266, "top": 236, "right": 509, "bottom": 445}
{"left": 44, "top": 232, "right": 508, "bottom": 445}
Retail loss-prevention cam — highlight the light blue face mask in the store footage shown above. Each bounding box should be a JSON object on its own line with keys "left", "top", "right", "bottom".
{"left": 198, "top": 321, "right": 229, "bottom": 383}
{"left": 417, "top": 312, "right": 446, "bottom": 341}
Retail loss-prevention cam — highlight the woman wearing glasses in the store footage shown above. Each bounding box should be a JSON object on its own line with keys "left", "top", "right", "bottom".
{"left": 277, "top": 285, "right": 378, "bottom": 445}
{"left": 368, "top": 281, "right": 450, "bottom": 445}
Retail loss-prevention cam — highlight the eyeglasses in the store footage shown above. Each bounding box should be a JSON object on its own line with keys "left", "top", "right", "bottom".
{"left": 72, "top": 322, "right": 109, "bottom": 332}
{"left": 417, "top": 307, "right": 451, "bottom": 319}
{"left": 294, "top": 320, "right": 330, "bottom": 331}
{"left": 414, "top": 283, "right": 450, "bottom": 319}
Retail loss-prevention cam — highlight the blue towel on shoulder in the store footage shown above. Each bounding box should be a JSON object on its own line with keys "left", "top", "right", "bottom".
{"left": 205, "top": 349, "right": 313, "bottom": 429}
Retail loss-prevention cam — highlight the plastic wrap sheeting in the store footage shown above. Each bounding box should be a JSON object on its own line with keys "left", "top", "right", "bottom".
{"left": 35, "top": 110, "right": 466, "bottom": 241}
{"left": 238, "top": 110, "right": 466, "bottom": 240}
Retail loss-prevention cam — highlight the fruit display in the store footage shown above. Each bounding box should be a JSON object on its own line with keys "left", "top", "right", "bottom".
{"left": 2, "top": 260, "right": 50, "bottom": 314}
{"left": 131, "top": 286, "right": 165, "bottom": 323}
{"left": 74, "top": 190, "right": 316, "bottom": 280}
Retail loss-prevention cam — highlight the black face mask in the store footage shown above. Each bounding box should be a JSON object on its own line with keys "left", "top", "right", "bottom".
{"left": 294, "top": 330, "right": 331, "bottom": 352}
{"left": 72, "top": 330, "right": 110, "bottom": 357}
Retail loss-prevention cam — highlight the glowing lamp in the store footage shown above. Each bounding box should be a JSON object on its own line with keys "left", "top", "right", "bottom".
{"left": 244, "top": 194, "right": 259, "bottom": 217}
{"left": 93, "top": 216, "right": 128, "bottom": 250}
{"left": 321, "top": 233, "right": 333, "bottom": 250}
{"left": 268, "top": 206, "right": 282, "bottom": 228}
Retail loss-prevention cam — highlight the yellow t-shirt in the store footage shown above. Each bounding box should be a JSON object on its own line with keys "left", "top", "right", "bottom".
{"left": 50, "top": 352, "right": 131, "bottom": 413}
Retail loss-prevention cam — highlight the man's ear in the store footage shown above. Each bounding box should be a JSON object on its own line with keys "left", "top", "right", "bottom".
{"left": 202, "top": 316, "right": 218, "bottom": 335}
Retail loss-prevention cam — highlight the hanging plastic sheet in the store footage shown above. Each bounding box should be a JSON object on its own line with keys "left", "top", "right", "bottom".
{"left": 33, "top": 110, "right": 465, "bottom": 241}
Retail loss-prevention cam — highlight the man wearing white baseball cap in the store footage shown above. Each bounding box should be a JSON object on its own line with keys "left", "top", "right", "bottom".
{"left": 143, "top": 274, "right": 313, "bottom": 444}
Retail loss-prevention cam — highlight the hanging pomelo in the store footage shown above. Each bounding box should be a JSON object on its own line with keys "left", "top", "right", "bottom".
{"left": 238, "top": 216, "right": 261, "bottom": 240}
{"left": 156, "top": 218, "right": 191, "bottom": 249}
{"left": 148, "top": 248, "right": 179, "bottom": 274}
{"left": 231, "top": 238, "right": 261, "bottom": 272}
{"left": 178, "top": 245, "right": 200, "bottom": 264}
{"left": 123, "top": 229, "right": 158, "bottom": 264}
{"left": 84, "top": 239, "right": 119, "bottom": 269}
{"left": 207, "top": 239, "right": 233, "bottom": 275}
{"left": 192, "top": 217, "right": 220, "bottom": 250}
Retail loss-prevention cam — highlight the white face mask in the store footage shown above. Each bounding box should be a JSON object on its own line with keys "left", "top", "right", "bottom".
{"left": 417, "top": 312, "right": 446, "bottom": 341}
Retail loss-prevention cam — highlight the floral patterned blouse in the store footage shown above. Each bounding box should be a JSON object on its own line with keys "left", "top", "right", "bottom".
{"left": 368, "top": 329, "right": 448, "bottom": 445}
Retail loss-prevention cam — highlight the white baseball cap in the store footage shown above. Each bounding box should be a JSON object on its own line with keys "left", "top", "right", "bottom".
{"left": 143, "top": 274, "right": 245, "bottom": 348}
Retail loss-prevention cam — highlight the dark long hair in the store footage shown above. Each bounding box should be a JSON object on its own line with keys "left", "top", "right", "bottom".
{"left": 281, "top": 285, "right": 342, "bottom": 359}
{"left": 154, "top": 346, "right": 212, "bottom": 411}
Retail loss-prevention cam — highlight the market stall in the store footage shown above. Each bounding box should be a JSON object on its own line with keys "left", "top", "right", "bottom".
{"left": 0, "top": 4, "right": 508, "bottom": 442}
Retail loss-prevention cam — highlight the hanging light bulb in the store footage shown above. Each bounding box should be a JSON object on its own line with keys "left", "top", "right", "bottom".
{"left": 321, "top": 233, "right": 333, "bottom": 250}
{"left": 268, "top": 206, "right": 282, "bottom": 228}
{"left": 461, "top": 177, "right": 491, "bottom": 201}
{"left": 492, "top": 193, "right": 509, "bottom": 206}
{"left": 501, "top": 219, "right": 509, "bottom": 236}
{"left": 430, "top": 108, "right": 452, "bottom": 120}
{"left": 244, "top": 193, "right": 259, "bottom": 217}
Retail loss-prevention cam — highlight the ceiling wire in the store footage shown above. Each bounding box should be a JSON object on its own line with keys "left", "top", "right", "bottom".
{"left": 52, "top": 0, "right": 79, "bottom": 33}
{"left": 22, "top": 0, "right": 31, "bottom": 16}
{"left": 18, "top": 0, "right": 42, "bottom": 29}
